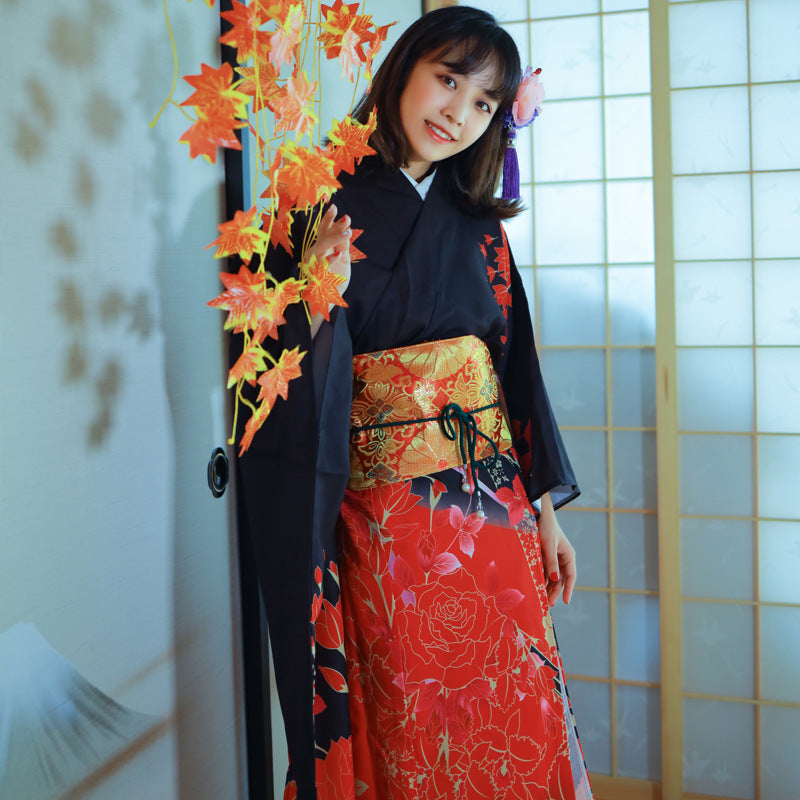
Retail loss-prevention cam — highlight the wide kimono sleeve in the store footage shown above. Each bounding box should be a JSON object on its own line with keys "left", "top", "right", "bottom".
{"left": 498, "top": 233, "right": 580, "bottom": 511}
{"left": 230, "top": 215, "right": 354, "bottom": 796}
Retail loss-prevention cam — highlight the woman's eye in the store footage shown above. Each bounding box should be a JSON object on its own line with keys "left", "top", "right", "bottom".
{"left": 440, "top": 75, "right": 456, "bottom": 88}
{"left": 477, "top": 100, "right": 491, "bottom": 113}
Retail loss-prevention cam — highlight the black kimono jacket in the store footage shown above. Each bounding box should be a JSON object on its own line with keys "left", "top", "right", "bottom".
{"left": 235, "top": 156, "right": 578, "bottom": 797}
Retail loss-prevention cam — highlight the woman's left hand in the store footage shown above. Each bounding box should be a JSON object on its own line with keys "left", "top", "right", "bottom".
{"left": 537, "top": 492, "right": 576, "bottom": 606}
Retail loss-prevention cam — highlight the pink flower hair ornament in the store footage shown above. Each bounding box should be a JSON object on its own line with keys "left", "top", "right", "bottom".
{"left": 502, "top": 67, "right": 544, "bottom": 201}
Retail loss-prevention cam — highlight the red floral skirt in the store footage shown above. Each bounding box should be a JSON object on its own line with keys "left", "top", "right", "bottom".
{"left": 309, "top": 337, "right": 594, "bottom": 799}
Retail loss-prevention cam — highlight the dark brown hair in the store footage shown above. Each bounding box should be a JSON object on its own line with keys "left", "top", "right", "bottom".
{"left": 352, "top": 6, "right": 523, "bottom": 219}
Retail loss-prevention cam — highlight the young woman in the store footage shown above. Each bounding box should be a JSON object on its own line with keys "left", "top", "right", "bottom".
{"left": 236, "top": 7, "right": 593, "bottom": 799}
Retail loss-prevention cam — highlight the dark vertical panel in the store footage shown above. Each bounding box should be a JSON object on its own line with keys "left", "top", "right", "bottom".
{"left": 219, "top": 1, "right": 273, "bottom": 796}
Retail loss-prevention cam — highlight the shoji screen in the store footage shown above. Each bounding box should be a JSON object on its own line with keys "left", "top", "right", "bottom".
{"left": 665, "top": 1, "right": 800, "bottom": 797}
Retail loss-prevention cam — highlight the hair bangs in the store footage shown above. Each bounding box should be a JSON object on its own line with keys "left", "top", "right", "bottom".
{"left": 428, "top": 35, "right": 519, "bottom": 107}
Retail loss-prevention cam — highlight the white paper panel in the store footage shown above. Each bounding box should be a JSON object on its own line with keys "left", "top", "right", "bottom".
{"left": 756, "top": 347, "right": 800, "bottom": 433}
{"left": 615, "top": 594, "right": 660, "bottom": 682}
{"left": 606, "top": 180, "right": 655, "bottom": 263}
{"left": 614, "top": 512, "right": 659, "bottom": 590}
{"left": 602, "top": 11, "right": 651, "bottom": 95}
{"left": 682, "top": 601, "right": 754, "bottom": 698}
{"left": 534, "top": 183, "right": 606, "bottom": 265}
{"left": 754, "top": 260, "right": 800, "bottom": 346}
{"left": 679, "top": 434, "right": 754, "bottom": 517}
{"left": 757, "top": 435, "right": 800, "bottom": 519}
{"left": 677, "top": 348, "right": 754, "bottom": 432}
{"left": 683, "top": 699, "right": 755, "bottom": 799}
{"left": 761, "top": 706, "right": 800, "bottom": 799}
{"left": 533, "top": 99, "right": 603, "bottom": 182}
{"left": 551, "top": 590, "right": 610, "bottom": 678}
{"left": 673, "top": 175, "right": 752, "bottom": 261}
{"left": 670, "top": 86, "right": 750, "bottom": 174}
{"left": 751, "top": 83, "right": 800, "bottom": 171}
{"left": 562, "top": 430, "right": 609, "bottom": 508}
{"left": 611, "top": 348, "right": 656, "bottom": 428}
{"left": 536, "top": 266, "right": 606, "bottom": 345}
{"left": 680, "top": 518, "right": 754, "bottom": 601}
{"left": 613, "top": 431, "right": 657, "bottom": 509}
{"left": 753, "top": 172, "right": 800, "bottom": 259}
{"left": 539, "top": 348, "right": 606, "bottom": 426}
{"left": 465, "top": 0, "right": 528, "bottom": 23}
{"left": 556, "top": 510, "right": 609, "bottom": 588}
{"left": 675, "top": 261, "right": 753, "bottom": 346}
{"left": 669, "top": 0, "right": 748, "bottom": 89}
{"left": 616, "top": 686, "right": 662, "bottom": 780}
{"left": 759, "top": 606, "right": 800, "bottom": 703}
{"left": 565, "top": 680, "right": 611, "bottom": 773}
{"left": 608, "top": 265, "right": 656, "bottom": 345}
{"left": 758, "top": 521, "right": 800, "bottom": 605}
{"left": 749, "top": 0, "right": 800, "bottom": 82}
{"left": 531, "top": 0, "right": 600, "bottom": 17}
{"left": 530, "top": 16, "right": 601, "bottom": 99}
{"left": 605, "top": 96, "right": 653, "bottom": 179}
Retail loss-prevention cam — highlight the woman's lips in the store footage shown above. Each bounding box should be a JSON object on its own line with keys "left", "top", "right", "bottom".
{"left": 425, "top": 120, "right": 455, "bottom": 143}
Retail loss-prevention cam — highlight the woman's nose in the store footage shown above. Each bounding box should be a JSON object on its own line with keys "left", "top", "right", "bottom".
{"left": 443, "top": 94, "right": 468, "bottom": 125}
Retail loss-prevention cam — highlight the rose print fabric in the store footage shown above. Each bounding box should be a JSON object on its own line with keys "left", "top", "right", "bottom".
{"left": 334, "top": 454, "right": 593, "bottom": 799}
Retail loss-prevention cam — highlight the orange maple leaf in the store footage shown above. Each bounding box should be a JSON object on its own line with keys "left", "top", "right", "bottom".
{"left": 260, "top": 200, "right": 294, "bottom": 256}
{"left": 207, "top": 266, "right": 268, "bottom": 331}
{"left": 228, "top": 343, "right": 268, "bottom": 388}
{"left": 256, "top": 346, "right": 306, "bottom": 405}
{"left": 363, "top": 22, "right": 393, "bottom": 83}
{"left": 278, "top": 142, "right": 340, "bottom": 210}
{"left": 179, "top": 111, "right": 246, "bottom": 162}
{"left": 240, "top": 400, "right": 270, "bottom": 454}
{"left": 348, "top": 228, "right": 366, "bottom": 262}
{"left": 220, "top": 0, "right": 272, "bottom": 61}
{"left": 253, "top": 276, "right": 305, "bottom": 343}
{"left": 237, "top": 60, "right": 281, "bottom": 113}
{"left": 269, "top": 3, "right": 304, "bottom": 70}
{"left": 260, "top": 0, "right": 300, "bottom": 26}
{"left": 300, "top": 254, "right": 347, "bottom": 320}
{"left": 181, "top": 62, "right": 250, "bottom": 121}
{"left": 319, "top": 0, "right": 360, "bottom": 55}
{"left": 273, "top": 72, "right": 318, "bottom": 138}
{"left": 206, "top": 206, "right": 269, "bottom": 263}
{"left": 327, "top": 113, "right": 376, "bottom": 175}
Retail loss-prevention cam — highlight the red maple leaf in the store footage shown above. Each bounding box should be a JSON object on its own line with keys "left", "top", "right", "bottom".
{"left": 300, "top": 255, "right": 347, "bottom": 319}
{"left": 207, "top": 265, "right": 268, "bottom": 331}
{"left": 348, "top": 228, "right": 366, "bottom": 262}
{"left": 252, "top": 276, "right": 305, "bottom": 343}
{"left": 220, "top": 0, "right": 271, "bottom": 61}
{"left": 492, "top": 280, "right": 512, "bottom": 312}
{"left": 278, "top": 142, "right": 340, "bottom": 210}
{"left": 272, "top": 72, "right": 318, "bottom": 138}
{"left": 228, "top": 344, "right": 267, "bottom": 388}
{"left": 256, "top": 346, "right": 306, "bottom": 405}
{"left": 326, "top": 113, "right": 376, "bottom": 175}
{"left": 318, "top": 0, "right": 360, "bottom": 54}
{"left": 206, "top": 206, "right": 269, "bottom": 263}
{"left": 237, "top": 59, "right": 281, "bottom": 113}
{"left": 181, "top": 62, "right": 249, "bottom": 121}
{"left": 179, "top": 112, "right": 246, "bottom": 163}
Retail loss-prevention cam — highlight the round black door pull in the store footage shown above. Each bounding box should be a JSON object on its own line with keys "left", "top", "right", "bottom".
{"left": 207, "top": 447, "right": 230, "bottom": 498}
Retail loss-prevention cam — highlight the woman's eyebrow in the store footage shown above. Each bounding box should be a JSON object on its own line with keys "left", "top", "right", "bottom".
{"left": 439, "top": 61, "right": 503, "bottom": 100}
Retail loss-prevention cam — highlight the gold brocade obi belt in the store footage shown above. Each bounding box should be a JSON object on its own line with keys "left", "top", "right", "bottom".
{"left": 348, "top": 335, "right": 513, "bottom": 491}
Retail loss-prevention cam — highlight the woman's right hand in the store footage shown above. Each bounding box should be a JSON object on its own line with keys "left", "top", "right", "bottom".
{"left": 306, "top": 203, "right": 352, "bottom": 293}
{"left": 306, "top": 204, "right": 352, "bottom": 338}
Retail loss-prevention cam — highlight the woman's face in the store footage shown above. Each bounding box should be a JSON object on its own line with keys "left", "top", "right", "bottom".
{"left": 398, "top": 55, "right": 500, "bottom": 180}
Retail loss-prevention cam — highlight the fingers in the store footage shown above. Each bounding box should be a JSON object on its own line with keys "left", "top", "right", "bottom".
{"left": 560, "top": 545, "right": 577, "bottom": 605}
{"left": 540, "top": 534, "right": 560, "bottom": 607}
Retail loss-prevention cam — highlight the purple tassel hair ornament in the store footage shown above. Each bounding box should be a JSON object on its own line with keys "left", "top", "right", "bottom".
{"left": 501, "top": 67, "right": 544, "bottom": 201}
{"left": 501, "top": 110, "right": 520, "bottom": 201}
